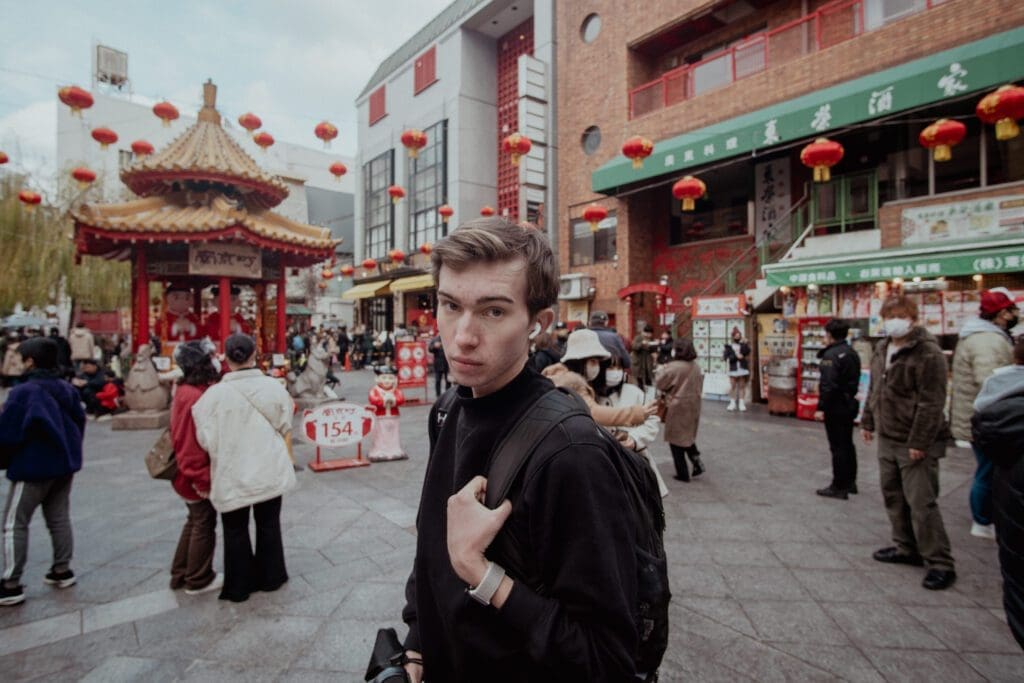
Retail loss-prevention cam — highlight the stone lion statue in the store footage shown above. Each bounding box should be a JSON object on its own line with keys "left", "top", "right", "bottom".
{"left": 124, "top": 345, "right": 171, "bottom": 412}
{"left": 288, "top": 343, "right": 330, "bottom": 398}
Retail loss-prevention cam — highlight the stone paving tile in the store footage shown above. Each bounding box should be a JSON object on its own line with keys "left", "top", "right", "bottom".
{"left": 675, "top": 597, "right": 758, "bottom": 638}
{"left": 862, "top": 569, "right": 990, "bottom": 608}
{"left": 0, "top": 611, "right": 81, "bottom": 658}
{"left": 78, "top": 655, "right": 186, "bottom": 682}
{"left": 718, "top": 566, "right": 811, "bottom": 601}
{"left": 741, "top": 599, "right": 851, "bottom": 646}
{"left": 0, "top": 622, "right": 138, "bottom": 681}
{"left": 790, "top": 568, "right": 891, "bottom": 603}
{"left": 864, "top": 648, "right": 985, "bottom": 682}
{"left": 82, "top": 589, "right": 179, "bottom": 633}
{"left": 710, "top": 636, "right": 840, "bottom": 682}
{"left": 960, "top": 652, "right": 1024, "bottom": 682}
{"left": 770, "top": 541, "right": 852, "bottom": 569}
{"left": 179, "top": 659, "right": 286, "bottom": 682}
{"left": 130, "top": 599, "right": 234, "bottom": 662}
{"left": 905, "top": 606, "right": 1023, "bottom": 654}
{"left": 668, "top": 563, "right": 731, "bottom": 598}
{"left": 294, "top": 618, "right": 397, "bottom": 674}
{"left": 709, "top": 541, "right": 782, "bottom": 567}
{"left": 201, "top": 616, "right": 322, "bottom": 669}
{"left": 768, "top": 642, "right": 885, "bottom": 683}
{"left": 823, "top": 603, "right": 948, "bottom": 650}
{"left": 300, "top": 556, "right": 385, "bottom": 592}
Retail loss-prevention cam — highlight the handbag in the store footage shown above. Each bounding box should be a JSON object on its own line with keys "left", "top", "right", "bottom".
{"left": 654, "top": 396, "right": 668, "bottom": 423}
{"left": 145, "top": 428, "right": 178, "bottom": 480}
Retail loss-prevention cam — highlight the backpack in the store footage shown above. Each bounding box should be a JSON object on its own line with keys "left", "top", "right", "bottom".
{"left": 437, "top": 387, "right": 671, "bottom": 675}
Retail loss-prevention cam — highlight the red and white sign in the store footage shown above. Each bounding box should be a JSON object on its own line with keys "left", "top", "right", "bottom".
{"left": 395, "top": 340, "right": 428, "bottom": 389}
{"left": 692, "top": 294, "right": 748, "bottom": 319}
{"left": 301, "top": 402, "right": 375, "bottom": 448}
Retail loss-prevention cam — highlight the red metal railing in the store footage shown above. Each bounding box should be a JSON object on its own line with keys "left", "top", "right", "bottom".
{"left": 629, "top": 0, "right": 948, "bottom": 119}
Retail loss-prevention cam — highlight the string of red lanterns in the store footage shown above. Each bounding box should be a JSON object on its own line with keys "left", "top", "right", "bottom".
{"left": 919, "top": 119, "right": 966, "bottom": 162}
{"left": 362, "top": 258, "right": 378, "bottom": 271}
{"left": 131, "top": 140, "right": 154, "bottom": 156}
{"left": 621, "top": 135, "right": 654, "bottom": 169}
{"left": 253, "top": 131, "right": 275, "bottom": 151}
{"left": 329, "top": 161, "right": 348, "bottom": 181}
{"left": 91, "top": 127, "right": 118, "bottom": 150}
{"left": 419, "top": 243, "right": 433, "bottom": 255}
{"left": 582, "top": 204, "right": 608, "bottom": 232}
{"left": 18, "top": 190, "right": 42, "bottom": 211}
{"left": 480, "top": 206, "right": 495, "bottom": 217}
{"left": 238, "top": 112, "right": 262, "bottom": 134}
{"left": 672, "top": 176, "right": 706, "bottom": 211}
{"left": 314, "top": 121, "right": 338, "bottom": 148}
{"left": 388, "top": 249, "right": 406, "bottom": 264}
{"left": 71, "top": 167, "right": 97, "bottom": 189}
{"left": 502, "top": 132, "right": 531, "bottom": 166}
{"left": 0, "top": 151, "right": 8, "bottom": 165}
{"left": 799, "top": 137, "right": 844, "bottom": 183}
{"left": 340, "top": 264, "right": 355, "bottom": 277}
{"left": 58, "top": 85, "right": 93, "bottom": 117}
{"left": 438, "top": 205, "right": 454, "bottom": 224}
{"left": 388, "top": 185, "right": 406, "bottom": 204}
{"left": 153, "top": 101, "right": 180, "bottom": 127}
{"left": 401, "top": 129, "right": 428, "bottom": 158}
{"left": 976, "top": 84, "right": 1024, "bottom": 141}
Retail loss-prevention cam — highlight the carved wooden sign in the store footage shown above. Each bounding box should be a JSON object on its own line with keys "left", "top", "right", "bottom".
{"left": 188, "top": 243, "right": 262, "bottom": 279}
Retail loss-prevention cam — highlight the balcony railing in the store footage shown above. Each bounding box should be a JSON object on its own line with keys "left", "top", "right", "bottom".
{"left": 629, "top": 0, "right": 949, "bottom": 119}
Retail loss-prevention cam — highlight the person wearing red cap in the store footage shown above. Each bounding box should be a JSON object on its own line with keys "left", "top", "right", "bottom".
{"left": 951, "top": 288, "right": 1017, "bottom": 541}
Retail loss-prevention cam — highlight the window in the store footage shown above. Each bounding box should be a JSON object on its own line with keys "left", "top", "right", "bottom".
{"left": 118, "top": 149, "right": 133, "bottom": 169}
{"left": 363, "top": 149, "right": 393, "bottom": 260}
{"left": 570, "top": 212, "right": 617, "bottom": 266}
{"left": 369, "top": 85, "right": 386, "bottom": 125}
{"left": 409, "top": 120, "right": 448, "bottom": 249}
{"left": 580, "top": 14, "right": 602, "bottom": 43}
{"left": 864, "top": 0, "right": 928, "bottom": 30}
{"left": 581, "top": 126, "right": 601, "bottom": 155}
{"left": 414, "top": 46, "right": 437, "bottom": 95}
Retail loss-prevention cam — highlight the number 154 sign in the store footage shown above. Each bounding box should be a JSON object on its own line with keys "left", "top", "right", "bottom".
{"left": 301, "top": 402, "right": 376, "bottom": 448}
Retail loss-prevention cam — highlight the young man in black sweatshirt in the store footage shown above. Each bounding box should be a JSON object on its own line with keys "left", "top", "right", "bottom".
{"left": 401, "top": 218, "right": 641, "bottom": 682}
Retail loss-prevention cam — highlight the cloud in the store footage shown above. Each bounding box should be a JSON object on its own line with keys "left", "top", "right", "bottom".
{"left": 0, "top": 100, "right": 58, "bottom": 182}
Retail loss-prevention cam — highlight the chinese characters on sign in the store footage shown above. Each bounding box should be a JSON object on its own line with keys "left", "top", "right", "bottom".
{"left": 937, "top": 62, "right": 968, "bottom": 97}
{"left": 755, "top": 159, "right": 791, "bottom": 245}
{"left": 188, "top": 243, "right": 262, "bottom": 279}
{"left": 901, "top": 195, "right": 1024, "bottom": 244}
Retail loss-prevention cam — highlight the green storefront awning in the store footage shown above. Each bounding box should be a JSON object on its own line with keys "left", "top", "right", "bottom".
{"left": 592, "top": 26, "right": 1024, "bottom": 194}
{"left": 286, "top": 304, "right": 313, "bottom": 315}
{"left": 762, "top": 239, "right": 1024, "bottom": 287}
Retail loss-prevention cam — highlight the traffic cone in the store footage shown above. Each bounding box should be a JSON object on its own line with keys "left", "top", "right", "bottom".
{"left": 343, "top": 351, "right": 351, "bottom": 372}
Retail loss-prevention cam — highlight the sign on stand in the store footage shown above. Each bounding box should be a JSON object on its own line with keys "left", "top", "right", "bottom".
{"left": 301, "top": 402, "right": 376, "bottom": 472}
{"left": 395, "top": 340, "right": 429, "bottom": 404}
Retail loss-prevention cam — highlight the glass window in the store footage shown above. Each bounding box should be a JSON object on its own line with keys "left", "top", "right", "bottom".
{"left": 581, "top": 14, "right": 601, "bottom": 44}
{"left": 864, "top": 0, "right": 927, "bottom": 31}
{"left": 409, "top": 120, "right": 447, "bottom": 250}
{"left": 581, "top": 126, "right": 601, "bottom": 155}
{"left": 570, "top": 212, "right": 617, "bottom": 266}
{"left": 363, "top": 149, "right": 393, "bottom": 260}
{"left": 118, "top": 149, "right": 133, "bottom": 169}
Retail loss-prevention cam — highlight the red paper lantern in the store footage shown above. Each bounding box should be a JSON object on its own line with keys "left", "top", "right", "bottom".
{"left": 253, "top": 131, "right": 275, "bottom": 151}
{"left": 419, "top": 243, "right": 433, "bottom": 255}
{"left": 502, "top": 132, "right": 532, "bottom": 166}
{"left": 329, "top": 162, "right": 348, "bottom": 182}
{"left": 389, "top": 249, "right": 406, "bottom": 264}
{"left": 362, "top": 258, "right": 378, "bottom": 271}
{"left": 238, "top": 112, "right": 262, "bottom": 133}
{"left": 976, "top": 84, "right": 1024, "bottom": 141}
{"left": 438, "top": 204, "right": 454, "bottom": 223}
{"left": 58, "top": 85, "right": 93, "bottom": 116}
{"left": 91, "top": 127, "right": 118, "bottom": 150}
{"left": 131, "top": 140, "right": 154, "bottom": 156}
{"left": 340, "top": 264, "right": 355, "bottom": 277}
{"left": 317, "top": 281, "right": 328, "bottom": 290}
{"left": 621, "top": 135, "right": 654, "bottom": 169}
{"left": 582, "top": 204, "right": 609, "bottom": 232}
{"left": 401, "top": 129, "right": 428, "bottom": 158}
{"left": 18, "top": 190, "right": 41, "bottom": 210}
{"left": 0, "top": 151, "right": 8, "bottom": 165}
{"left": 672, "top": 176, "right": 706, "bottom": 211}
{"left": 919, "top": 119, "right": 967, "bottom": 162}
{"left": 480, "top": 205, "right": 496, "bottom": 217}
{"left": 799, "top": 137, "right": 844, "bottom": 183}
{"left": 71, "top": 166, "right": 97, "bottom": 188}
{"left": 388, "top": 185, "right": 405, "bottom": 204}
{"left": 315, "top": 121, "right": 338, "bottom": 147}
{"left": 153, "top": 101, "right": 179, "bottom": 127}
{"left": 321, "top": 268, "right": 335, "bottom": 280}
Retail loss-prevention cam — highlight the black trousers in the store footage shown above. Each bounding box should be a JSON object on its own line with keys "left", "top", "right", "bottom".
{"left": 219, "top": 496, "right": 287, "bottom": 602}
{"left": 434, "top": 367, "right": 449, "bottom": 398}
{"left": 824, "top": 408, "right": 858, "bottom": 490}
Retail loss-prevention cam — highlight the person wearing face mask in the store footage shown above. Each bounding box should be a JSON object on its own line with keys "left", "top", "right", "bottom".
{"left": 860, "top": 295, "right": 956, "bottom": 591}
{"left": 723, "top": 327, "right": 751, "bottom": 411}
{"left": 950, "top": 288, "right": 1017, "bottom": 541}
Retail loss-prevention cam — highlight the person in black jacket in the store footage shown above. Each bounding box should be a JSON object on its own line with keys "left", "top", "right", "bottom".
{"left": 528, "top": 331, "right": 562, "bottom": 374}
{"left": 814, "top": 319, "right": 862, "bottom": 500}
{"left": 401, "top": 218, "right": 642, "bottom": 682}
{"left": 428, "top": 334, "right": 449, "bottom": 398}
{"left": 972, "top": 336, "right": 1024, "bottom": 650}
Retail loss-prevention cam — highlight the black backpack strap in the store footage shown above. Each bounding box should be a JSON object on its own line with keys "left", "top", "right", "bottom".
{"left": 484, "top": 387, "right": 589, "bottom": 509}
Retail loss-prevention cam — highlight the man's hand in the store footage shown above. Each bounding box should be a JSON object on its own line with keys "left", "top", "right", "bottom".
{"left": 404, "top": 650, "right": 423, "bottom": 683}
{"left": 814, "top": 410, "right": 824, "bottom": 422}
{"left": 862, "top": 429, "right": 873, "bottom": 444}
{"left": 909, "top": 448, "right": 926, "bottom": 461}
{"left": 447, "top": 476, "right": 512, "bottom": 587}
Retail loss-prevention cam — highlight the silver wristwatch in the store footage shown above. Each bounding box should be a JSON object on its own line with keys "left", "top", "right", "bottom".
{"left": 468, "top": 561, "right": 506, "bottom": 606}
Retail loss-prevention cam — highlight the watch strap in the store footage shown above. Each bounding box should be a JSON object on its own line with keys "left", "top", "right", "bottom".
{"left": 468, "top": 561, "right": 506, "bottom": 606}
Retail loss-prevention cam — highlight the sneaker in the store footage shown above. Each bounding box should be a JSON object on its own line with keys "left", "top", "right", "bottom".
{"left": 0, "top": 584, "right": 25, "bottom": 606}
{"left": 738, "top": 400, "right": 747, "bottom": 412}
{"left": 970, "top": 522, "right": 996, "bottom": 540}
{"left": 43, "top": 569, "right": 76, "bottom": 588}
{"left": 726, "top": 400, "right": 737, "bottom": 411}
{"left": 96, "top": 414, "right": 112, "bottom": 423}
{"left": 185, "top": 573, "right": 223, "bottom": 596}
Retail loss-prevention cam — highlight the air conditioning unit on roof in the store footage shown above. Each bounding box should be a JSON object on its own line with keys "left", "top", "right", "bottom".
{"left": 558, "top": 273, "right": 595, "bottom": 301}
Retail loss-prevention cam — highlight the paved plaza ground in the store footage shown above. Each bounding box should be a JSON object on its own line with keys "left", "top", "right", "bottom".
{"left": 0, "top": 368, "right": 1022, "bottom": 681}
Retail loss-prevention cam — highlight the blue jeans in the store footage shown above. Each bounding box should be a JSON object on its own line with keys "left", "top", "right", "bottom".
{"left": 970, "top": 443, "right": 994, "bottom": 526}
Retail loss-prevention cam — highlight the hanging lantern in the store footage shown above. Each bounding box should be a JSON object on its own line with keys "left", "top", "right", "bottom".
{"left": 672, "top": 176, "right": 706, "bottom": 211}
{"left": 18, "top": 190, "right": 41, "bottom": 211}
{"left": 400, "top": 129, "right": 428, "bottom": 158}
{"left": 71, "top": 167, "right": 97, "bottom": 189}
{"left": 388, "top": 185, "right": 406, "bottom": 204}
{"left": 799, "top": 137, "right": 844, "bottom": 182}
{"left": 314, "top": 121, "right": 338, "bottom": 147}
{"left": 502, "top": 132, "right": 532, "bottom": 166}
{"left": 419, "top": 242, "right": 433, "bottom": 255}
{"left": 389, "top": 249, "right": 407, "bottom": 264}
{"left": 582, "top": 204, "right": 609, "bottom": 232}
{"left": 131, "top": 140, "right": 154, "bottom": 156}
{"left": 91, "top": 127, "right": 118, "bottom": 150}
{"left": 340, "top": 264, "right": 355, "bottom": 277}
{"left": 317, "top": 281, "right": 328, "bottom": 291}
{"left": 919, "top": 119, "right": 967, "bottom": 162}
{"left": 362, "top": 258, "right": 378, "bottom": 271}
{"left": 976, "top": 84, "right": 1024, "bottom": 141}
{"left": 480, "top": 205, "right": 496, "bottom": 217}
{"left": 438, "top": 204, "right": 454, "bottom": 224}
{"left": 238, "top": 112, "right": 262, "bottom": 133}
{"left": 0, "top": 151, "right": 8, "bottom": 165}
{"left": 153, "top": 101, "right": 180, "bottom": 127}
{"left": 57, "top": 85, "right": 94, "bottom": 117}
{"left": 253, "top": 131, "right": 275, "bottom": 151}
{"left": 322, "top": 267, "right": 335, "bottom": 280}
{"left": 329, "top": 161, "right": 348, "bottom": 181}
{"left": 621, "top": 135, "right": 654, "bottom": 169}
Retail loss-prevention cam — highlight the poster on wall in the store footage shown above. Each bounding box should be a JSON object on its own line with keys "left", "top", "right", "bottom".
{"left": 755, "top": 158, "right": 791, "bottom": 245}
{"left": 394, "top": 340, "right": 428, "bottom": 390}
{"left": 901, "top": 195, "right": 1024, "bottom": 245}
{"left": 693, "top": 296, "right": 748, "bottom": 397}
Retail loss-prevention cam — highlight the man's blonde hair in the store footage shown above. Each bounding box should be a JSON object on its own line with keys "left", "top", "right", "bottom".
{"left": 431, "top": 217, "right": 558, "bottom": 316}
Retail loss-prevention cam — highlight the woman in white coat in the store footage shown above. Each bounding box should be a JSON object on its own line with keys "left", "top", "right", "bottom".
{"left": 192, "top": 334, "right": 296, "bottom": 602}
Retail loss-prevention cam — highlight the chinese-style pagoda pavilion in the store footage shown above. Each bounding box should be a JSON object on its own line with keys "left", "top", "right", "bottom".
{"left": 71, "top": 80, "right": 339, "bottom": 355}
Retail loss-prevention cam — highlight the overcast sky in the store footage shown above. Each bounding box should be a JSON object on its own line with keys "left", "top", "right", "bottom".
{"left": 0, "top": 0, "right": 453, "bottom": 177}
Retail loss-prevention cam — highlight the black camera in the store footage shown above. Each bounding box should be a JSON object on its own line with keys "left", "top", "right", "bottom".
{"left": 365, "top": 628, "right": 412, "bottom": 683}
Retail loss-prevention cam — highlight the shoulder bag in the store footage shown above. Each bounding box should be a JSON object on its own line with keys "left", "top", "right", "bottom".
{"left": 145, "top": 428, "right": 177, "bottom": 480}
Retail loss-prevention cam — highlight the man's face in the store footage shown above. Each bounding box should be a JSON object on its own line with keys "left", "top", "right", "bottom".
{"left": 437, "top": 258, "right": 552, "bottom": 398}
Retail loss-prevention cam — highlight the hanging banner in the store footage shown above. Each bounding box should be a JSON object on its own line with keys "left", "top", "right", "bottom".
{"left": 395, "top": 340, "right": 428, "bottom": 389}
{"left": 755, "top": 158, "right": 791, "bottom": 244}
{"left": 901, "top": 195, "right": 1024, "bottom": 245}
{"left": 188, "top": 242, "right": 262, "bottom": 279}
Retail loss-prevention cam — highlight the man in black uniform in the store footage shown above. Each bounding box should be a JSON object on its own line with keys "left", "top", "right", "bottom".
{"left": 815, "top": 319, "right": 862, "bottom": 499}
{"left": 401, "top": 218, "right": 640, "bottom": 682}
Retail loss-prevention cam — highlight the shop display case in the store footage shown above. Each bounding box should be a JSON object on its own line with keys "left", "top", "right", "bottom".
{"left": 796, "top": 317, "right": 831, "bottom": 420}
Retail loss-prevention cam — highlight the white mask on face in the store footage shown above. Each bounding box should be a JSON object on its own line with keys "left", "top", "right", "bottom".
{"left": 585, "top": 360, "right": 601, "bottom": 381}
{"left": 605, "top": 369, "right": 624, "bottom": 386}
{"left": 883, "top": 318, "right": 912, "bottom": 338}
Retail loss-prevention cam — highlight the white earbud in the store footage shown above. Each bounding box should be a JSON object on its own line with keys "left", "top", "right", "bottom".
{"left": 529, "top": 322, "right": 541, "bottom": 339}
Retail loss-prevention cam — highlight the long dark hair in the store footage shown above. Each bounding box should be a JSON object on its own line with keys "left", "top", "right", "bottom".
{"left": 673, "top": 338, "right": 697, "bottom": 362}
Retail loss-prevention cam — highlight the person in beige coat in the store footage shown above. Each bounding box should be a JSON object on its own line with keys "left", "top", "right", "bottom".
{"left": 67, "top": 323, "right": 96, "bottom": 368}
{"left": 655, "top": 338, "right": 705, "bottom": 482}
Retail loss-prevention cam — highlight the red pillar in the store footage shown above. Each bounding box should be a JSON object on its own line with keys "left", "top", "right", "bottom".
{"left": 218, "top": 276, "right": 231, "bottom": 352}
{"left": 277, "top": 270, "right": 287, "bottom": 354}
{"left": 135, "top": 248, "right": 149, "bottom": 353}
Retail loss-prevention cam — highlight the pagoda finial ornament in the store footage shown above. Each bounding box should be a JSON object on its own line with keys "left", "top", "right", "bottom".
{"left": 197, "top": 79, "right": 221, "bottom": 125}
